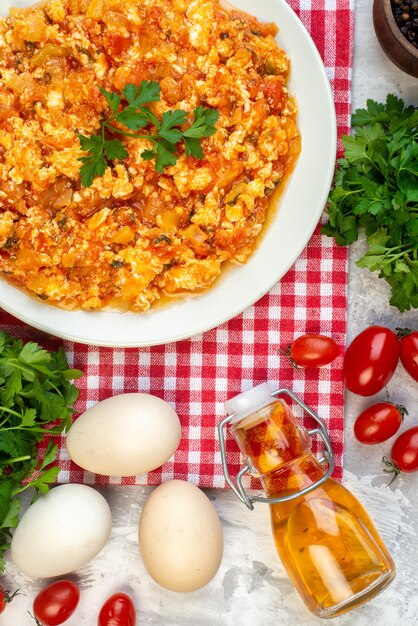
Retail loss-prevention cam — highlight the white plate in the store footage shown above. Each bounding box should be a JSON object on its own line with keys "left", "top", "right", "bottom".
{"left": 0, "top": 0, "right": 336, "bottom": 347}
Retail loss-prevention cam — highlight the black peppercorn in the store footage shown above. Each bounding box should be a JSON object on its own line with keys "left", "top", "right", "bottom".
{"left": 391, "top": 0, "right": 418, "bottom": 44}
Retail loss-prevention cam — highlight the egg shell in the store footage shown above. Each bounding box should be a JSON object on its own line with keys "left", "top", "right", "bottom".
{"left": 138, "top": 480, "right": 224, "bottom": 592}
{"left": 11, "top": 484, "right": 112, "bottom": 578}
{"left": 66, "top": 393, "right": 181, "bottom": 477}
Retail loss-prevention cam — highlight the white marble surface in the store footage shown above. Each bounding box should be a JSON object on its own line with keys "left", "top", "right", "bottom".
{"left": 1, "top": 1, "right": 418, "bottom": 625}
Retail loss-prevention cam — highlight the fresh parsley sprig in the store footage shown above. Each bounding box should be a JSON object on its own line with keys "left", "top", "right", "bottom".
{"left": 0, "top": 330, "right": 83, "bottom": 572}
{"left": 322, "top": 94, "right": 418, "bottom": 312}
{"left": 78, "top": 81, "right": 219, "bottom": 187}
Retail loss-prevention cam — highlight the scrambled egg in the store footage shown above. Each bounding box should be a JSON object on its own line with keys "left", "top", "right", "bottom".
{"left": 0, "top": 0, "right": 300, "bottom": 311}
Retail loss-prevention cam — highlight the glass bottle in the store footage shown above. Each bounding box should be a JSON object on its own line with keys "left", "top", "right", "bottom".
{"left": 219, "top": 384, "right": 395, "bottom": 619}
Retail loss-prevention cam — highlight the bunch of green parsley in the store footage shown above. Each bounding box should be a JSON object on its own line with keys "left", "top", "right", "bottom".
{"left": 323, "top": 94, "right": 418, "bottom": 312}
{"left": 0, "top": 330, "right": 82, "bottom": 571}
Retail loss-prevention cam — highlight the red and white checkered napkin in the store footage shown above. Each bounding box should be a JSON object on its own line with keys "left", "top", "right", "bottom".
{"left": 0, "top": 0, "right": 353, "bottom": 488}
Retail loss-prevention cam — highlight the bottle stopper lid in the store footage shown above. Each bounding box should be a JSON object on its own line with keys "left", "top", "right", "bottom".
{"left": 225, "top": 383, "right": 274, "bottom": 424}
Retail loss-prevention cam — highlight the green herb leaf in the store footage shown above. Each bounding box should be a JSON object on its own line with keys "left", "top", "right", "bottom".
{"left": 18, "top": 342, "right": 51, "bottom": 366}
{"left": 141, "top": 148, "right": 157, "bottom": 161}
{"left": 3, "top": 368, "right": 22, "bottom": 402}
{"left": 184, "top": 136, "right": 203, "bottom": 159}
{"left": 0, "top": 483, "right": 13, "bottom": 524}
{"left": 122, "top": 81, "right": 161, "bottom": 107}
{"left": 39, "top": 441, "right": 59, "bottom": 471}
{"left": 62, "top": 369, "right": 84, "bottom": 381}
{"left": 78, "top": 134, "right": 107, "bottom": 188}
{"left": 183, "top": 106, "right": 220, "bottom": 139}
{"left": 99, "top": 87, "right": 121, "bottom": 114}
{"left": 155, "top": 142, "right": 177, "bottom": 173}
{"left": 0, "top": 498, "right": 20, "bottom": 531}
{"left": 78, "top": 134, "right": 104, "bottom": 153}
{"left": 115, "top": 107, "right": 149, "bottom": 131}
{"left": 21, "top": 408, "right": 37, "bottom": 427}
{"left": 159, "top": 109, "right": 188, "bottom": 143}
{"left": 104, "top": 139, "right": 129, "bottom": 161}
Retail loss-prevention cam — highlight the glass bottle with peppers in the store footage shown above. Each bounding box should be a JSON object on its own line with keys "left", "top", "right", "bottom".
{"left": 219, "top": 384, "right": 395, "bottom": 619}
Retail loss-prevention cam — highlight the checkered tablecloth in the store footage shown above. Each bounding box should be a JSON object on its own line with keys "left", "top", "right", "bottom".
{"left": 0, "top": 0, "right": 353, "bottom": 488}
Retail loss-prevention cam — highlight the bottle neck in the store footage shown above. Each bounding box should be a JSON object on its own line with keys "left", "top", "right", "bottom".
{"left": 231, "top": 398, "right": 325, "bottom": 498}
{"left": 261, "top": 453, "right": 326, "bottom": 498}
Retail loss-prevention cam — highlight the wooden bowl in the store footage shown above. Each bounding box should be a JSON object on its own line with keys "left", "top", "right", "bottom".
{"left": 373, "top": 0, "right": 418, "bottom": 77}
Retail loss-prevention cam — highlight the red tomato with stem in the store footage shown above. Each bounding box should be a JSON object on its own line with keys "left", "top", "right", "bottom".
{"left": 384, "top": 426, "right": 418, "bottom": 484}
{"left": 33, "top": 580, "right": 80, "bottom": 626}
{"left": 98, "top": 593, "right": 136, "bottom": 626}
{"left": 0, "top": 585, "right": 19, "bottom": 614}
{"left": 344, "top": 326, "right": 400, "bottom": 396}
{"left": 397, "top": 328, "right": 418, "bottom": 383}
{"left": 354, "top": 402, "right": 407, "bottom": 444}
{"left": 280, "top": 334, "right": 339, "bottom": 367}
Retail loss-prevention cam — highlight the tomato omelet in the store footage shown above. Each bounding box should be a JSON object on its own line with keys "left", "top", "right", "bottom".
{"left": 0, "top": 0, "right": 300, "bottom": 311}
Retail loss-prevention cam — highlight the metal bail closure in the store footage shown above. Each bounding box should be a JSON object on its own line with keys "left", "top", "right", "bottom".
{"left": 218, "top": 388, "right": 335, "bottom": 510}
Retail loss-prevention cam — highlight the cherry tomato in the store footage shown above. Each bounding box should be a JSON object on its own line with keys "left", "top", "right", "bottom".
{"left": 0, "top": 588, "right": 5, "bottom": 616}
{"left": 344, "top": 325, "right": 400, "bottom": 396}
{"left": 398, "top": 329, "right": 418, "bottom": 383}
{"left": 33, "top": 580, "right": 80, "bottom": 626}
{"left": 98, "top": 593, "right": 136, "bottom": 626}
{"left": 0, "top": 585, "right": 18, "bottom": 614}
{"left": 354, "top": 402, "right": 407, "bottom": 444}
{"left": 281, "top": 334, "right": 339, "bottom": 367}
{"left": 384, "top": 426, "right": 418, "bottom": 484}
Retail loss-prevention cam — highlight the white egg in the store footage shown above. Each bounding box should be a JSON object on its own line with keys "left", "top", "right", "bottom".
{"left": 11, "top": 484, "right": 112, "bottom": 578}
{"left": 66, "top": 393, "right": 181, "bottom": 477}
{"left": 138, "top": 480, "right": 224, "bottom": 592}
